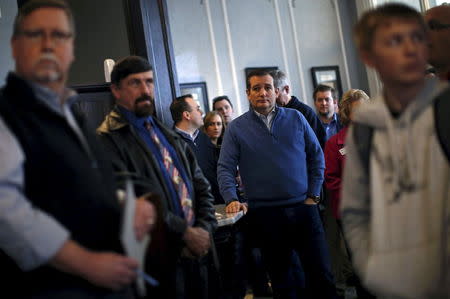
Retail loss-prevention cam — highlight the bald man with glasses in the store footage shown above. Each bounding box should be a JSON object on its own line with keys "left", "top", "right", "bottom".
{"left": 425, "top": 4, "right": 450, "bottom": 81}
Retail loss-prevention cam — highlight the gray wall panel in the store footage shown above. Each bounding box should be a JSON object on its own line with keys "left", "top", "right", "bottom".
{"left": 0, "top": 0, "right": 18, "bottom": 86}
{"left": 168, "top": 0, "right": 370, "bottom": 114}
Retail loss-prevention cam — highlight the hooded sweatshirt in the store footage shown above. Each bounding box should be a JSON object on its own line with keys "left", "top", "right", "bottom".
{"left": 341, "top": 77, "right": 449, "bottom": 299}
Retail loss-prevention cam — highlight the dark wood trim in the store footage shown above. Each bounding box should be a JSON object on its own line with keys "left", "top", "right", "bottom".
{"left": 17, "top": 0, "right": 27, "bottom": 7}
{"left": 72, "top": 83, "right": 111, "bottom": 94}
{"left": 123, "top": 0, "right": 147, "bottom": 58}
{"left": 158, "top": 0, "right": 180, "bottom": 97}
{"left": 123, "top": 0, "right": 179, "bottom": 126}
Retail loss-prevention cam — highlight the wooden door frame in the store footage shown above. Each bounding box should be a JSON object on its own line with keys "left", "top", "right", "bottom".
{"left": 123, "top": 0, "right": 179, "bottom": 125}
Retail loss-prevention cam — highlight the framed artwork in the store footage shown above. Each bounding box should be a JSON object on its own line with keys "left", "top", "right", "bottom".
{"left": 180, "top": 82, "right": 210, "bottom": 113}
{"left": 311, "top": 66, "right": 343, "bottom": 99}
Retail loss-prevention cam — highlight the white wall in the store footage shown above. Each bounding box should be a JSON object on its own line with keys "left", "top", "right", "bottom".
{"left": 0, "top": 0, "right": 370, "bottom": 101}
{"left": 338, "top": 0, "right": 370, "bottom": 96}
{"left": 167, "top": 0, "right": 369, "bottom": 115}
{"left": 0, "top": 0, "right": 18, "bottom": 86}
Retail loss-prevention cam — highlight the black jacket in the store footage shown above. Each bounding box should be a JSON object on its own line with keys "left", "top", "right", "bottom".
{"left": 176, "top": 129, "right": 224, "bottom": 204}
{"left": 0, "top": 73, "right": 122, "bottom": 296}
{"left": 286, "top": 95, "right": 327, "bottom": 148}
{"left": 97, "top": 107, "right": 217, "bottom": 244}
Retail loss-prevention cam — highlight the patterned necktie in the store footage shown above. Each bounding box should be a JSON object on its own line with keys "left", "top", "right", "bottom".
{"left": 144, "top": 121, "right": 194, "bottom": 225}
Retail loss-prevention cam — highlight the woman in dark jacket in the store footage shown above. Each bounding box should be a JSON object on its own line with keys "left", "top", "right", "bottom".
{"left": 202, "top": 111, "right": 226, "bottom": 204}
{"left": 203, "top": 111, "right": 225, "bottom": 147}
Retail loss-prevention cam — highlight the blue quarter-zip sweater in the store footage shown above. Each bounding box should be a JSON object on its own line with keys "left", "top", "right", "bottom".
{"left": 217, "top": 107, "right": 324, "bottom": 208}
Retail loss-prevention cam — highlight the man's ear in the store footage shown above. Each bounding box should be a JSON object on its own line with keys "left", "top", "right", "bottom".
{"left": 275, "top": 87, "right": 280, "bottom": 95}
{"left": 182, "top": 110, "right": 190, "bottom": 120}
{"left": 246, "top": 89, "right": 250, "bottom": 97}
{"left": 110, "top": 84, "right": 120, "bottom": 100}
{"left": 284, "top": 85, "right": 290, "bottom": 95}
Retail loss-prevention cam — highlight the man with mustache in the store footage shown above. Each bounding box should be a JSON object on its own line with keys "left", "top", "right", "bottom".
{"left": 97, "top": 55, "right": 217, "bottom": 299}
{"left": 0, "top": 0, "right": 155, "bottom": 298}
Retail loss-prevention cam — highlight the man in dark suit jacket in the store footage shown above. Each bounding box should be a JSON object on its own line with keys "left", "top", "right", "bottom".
{"left": 170, "top": 95, "right": 223, "bottom": 204}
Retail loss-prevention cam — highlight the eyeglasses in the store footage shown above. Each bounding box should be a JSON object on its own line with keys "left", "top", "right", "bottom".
{"left": 427, "top": 20, "right": 450, "bottom": 31}
{"left": 17, "top": 29, "right": 73, "bottom": 45}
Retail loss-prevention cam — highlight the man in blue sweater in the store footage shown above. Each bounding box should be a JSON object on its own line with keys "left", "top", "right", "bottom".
{"left": 217, "top": 70, "right": 336, "bottom": 298}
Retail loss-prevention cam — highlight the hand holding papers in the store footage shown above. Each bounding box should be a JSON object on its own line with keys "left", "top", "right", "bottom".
{"left": 120, "top": 179, "right": 158, "bottom": 297}
{"left": 214, "top": 204, "right": 244, "bottom": 227}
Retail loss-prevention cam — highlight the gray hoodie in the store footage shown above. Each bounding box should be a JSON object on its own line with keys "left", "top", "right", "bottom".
{"left": 341, "top": 77, "right": 449, "bottom": 299}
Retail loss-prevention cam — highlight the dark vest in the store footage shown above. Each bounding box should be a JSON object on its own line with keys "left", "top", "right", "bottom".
{"left": 0, "top": 73, "right": 122, "bottom": 295}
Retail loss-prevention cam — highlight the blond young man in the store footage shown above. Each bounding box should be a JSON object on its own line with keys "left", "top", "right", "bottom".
{"left": 341, "top": 4, "right": 449, "bottom": 298}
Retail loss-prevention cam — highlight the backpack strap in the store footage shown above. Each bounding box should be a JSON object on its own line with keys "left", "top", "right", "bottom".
{"left": 353, "top": 122, "right": 374, "bottom": 175}
{"left": 353, "top": 86, "right": 450, "bottom": 172}
{"left": 434, "top": 87, "right": 450, "bottom": 164}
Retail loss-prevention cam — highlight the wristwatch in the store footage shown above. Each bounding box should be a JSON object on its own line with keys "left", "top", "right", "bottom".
{"left": 308, "top": 194, "right": 321, "bottom": 204}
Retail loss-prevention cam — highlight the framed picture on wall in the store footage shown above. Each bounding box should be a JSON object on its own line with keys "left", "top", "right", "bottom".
{"left": 311, "top": 66, "right": 343, "bottom": 99}
{"left": 180, "top": 82, "right": 209, "bottom": 113}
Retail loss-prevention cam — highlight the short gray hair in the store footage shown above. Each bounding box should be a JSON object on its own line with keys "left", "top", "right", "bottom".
{"left": 270, "top": 69, "right": 290, "bottom": 89}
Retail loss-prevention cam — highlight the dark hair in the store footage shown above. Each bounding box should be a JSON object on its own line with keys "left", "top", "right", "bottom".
{"left": 354, "top": 3, "right": 427, "bottom": 52}
{"left": 13, "top": 0, "right": 75, "bottom": 38}
{"left": 246, "top": 69, "right": 273, "bottom": 89}
{"left": 111, "top": 56, "right": 153, "bottom": 86}
{"left": 170, "top": 94, "right": 193, "bottom": 124}
{"left": 212, "top": 95, "right": 233, "bottom": 110}
{"left": 270, "top": 69, "right": 289, "bottom": 89}
{"left": 313, "top": 84, "right": 336, "bottom": 101}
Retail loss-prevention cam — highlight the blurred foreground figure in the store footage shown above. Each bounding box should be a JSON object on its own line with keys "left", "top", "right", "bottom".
{"left": 0, "top": 1, "right": 155, "bottom": 298}
{"left": 341, "top": 3, "right": 449, "bottom": 298}
{"left": 424, "top": 4, "right": 450, "bottom": 81}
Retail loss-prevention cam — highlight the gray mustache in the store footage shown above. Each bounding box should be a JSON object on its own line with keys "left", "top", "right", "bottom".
{"left": 37, "top": 53, "right": 59, "bottom": 64}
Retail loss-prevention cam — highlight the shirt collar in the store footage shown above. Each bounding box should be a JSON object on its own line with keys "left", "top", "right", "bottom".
{"left": 322, "top": 113, "right": 338, "bottom": 125}
{"left": 27, "top": 78, "right": 77, "bottom": 116}
{"left": 252, "top": 106, "right": 277, "bottom": 119}
{"left": 174, "top": 126, "right": 199, "bottom": 141}
{"left": 332, "top": 113, "right": 338, "bottom": 123}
